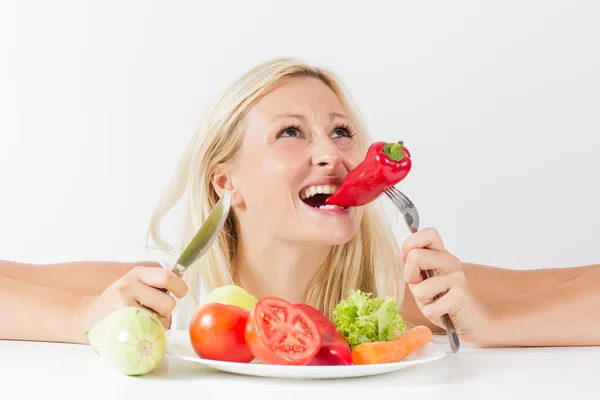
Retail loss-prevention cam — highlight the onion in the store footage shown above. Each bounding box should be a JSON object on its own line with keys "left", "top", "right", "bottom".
{"left": 86, "top": 307, "right": 167, "bottom": 376}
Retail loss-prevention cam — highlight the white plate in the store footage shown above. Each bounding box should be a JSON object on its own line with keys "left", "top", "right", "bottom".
{"left": 166, "top": 329, "right": 447, "bottom": 379}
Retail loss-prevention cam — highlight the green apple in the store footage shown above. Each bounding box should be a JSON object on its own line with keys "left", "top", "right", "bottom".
{"left": 203, "top": 285, "right": 258, "bottom": 311}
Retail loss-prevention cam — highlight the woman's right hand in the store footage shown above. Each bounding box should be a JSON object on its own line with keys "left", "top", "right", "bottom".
{"left": 76, "top": 264, "right": 188, "bottom": 340}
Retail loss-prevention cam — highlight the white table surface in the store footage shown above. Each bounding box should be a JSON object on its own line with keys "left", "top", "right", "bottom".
{"left": 2, "top": 333, "right": 598, "bottom": 400}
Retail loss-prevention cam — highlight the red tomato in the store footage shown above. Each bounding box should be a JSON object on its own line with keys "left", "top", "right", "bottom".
{"left": 244, "top": 297, "right": 322, "bottom": 365}
{"left": 294, "top": 304, "right": 353, "bottom": 366}
{"left": 189, "top": 302, "right": 254, "bottom": 363}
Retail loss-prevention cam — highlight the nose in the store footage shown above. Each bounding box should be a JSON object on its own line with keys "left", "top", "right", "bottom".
{"left": 311, "top": 138, "right": 342, "bottom": 169}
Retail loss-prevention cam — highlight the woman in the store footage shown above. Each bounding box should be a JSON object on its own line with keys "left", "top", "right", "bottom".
{"left": 1, "top": 58, "right": 599, "bottom": 347}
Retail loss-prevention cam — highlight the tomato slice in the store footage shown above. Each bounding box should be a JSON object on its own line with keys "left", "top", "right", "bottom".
{"left": 245, "top": 297, "right": 322, "bottom": 365}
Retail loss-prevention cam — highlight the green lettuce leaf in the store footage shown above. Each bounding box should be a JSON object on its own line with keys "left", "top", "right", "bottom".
{"left": 332, "top": 289, "right": 407, "bottom": 349}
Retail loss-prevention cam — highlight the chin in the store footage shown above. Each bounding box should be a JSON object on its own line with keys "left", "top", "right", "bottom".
{"left": 310, "top": 227, "right": 359, "bottom": 246}
{"left": 292, "top": 203, "right": 363, "bottom": 245}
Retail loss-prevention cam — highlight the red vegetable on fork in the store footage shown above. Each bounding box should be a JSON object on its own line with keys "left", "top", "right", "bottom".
{"left": 326, "top": 141, "right": 412, "bottom": 208}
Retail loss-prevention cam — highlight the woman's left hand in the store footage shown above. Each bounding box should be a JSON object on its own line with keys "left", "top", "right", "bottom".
{"left": 401, "top": 227, "right": 491, "bottom": 342}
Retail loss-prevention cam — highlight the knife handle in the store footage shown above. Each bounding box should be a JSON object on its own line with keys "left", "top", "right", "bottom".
{"left": 158, "top": 265, "right": 185, "bottom": 294}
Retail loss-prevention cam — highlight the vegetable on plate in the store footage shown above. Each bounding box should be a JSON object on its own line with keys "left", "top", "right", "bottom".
{"left": 295, "top": 304, "right": 353, "bottom": 366}
{"left": 332, "top": 289, "right": 407, "bottom": 350}
{"left": 189, "top": 302, "right": 255, "bottom": 363}
{"left": 185, "top": 285, "right": 429, "bottom": 368}
{"left": 326, "top": 141, "right": 411, "bottom": 208}
{"left": 202, "top": 284, "right": 258, "bottom": 312}
{"left": 351, "top": 325, "right": 432, "bottom": 365}
{"left": 245, "top": 297, "right": 322, "bottom": 366}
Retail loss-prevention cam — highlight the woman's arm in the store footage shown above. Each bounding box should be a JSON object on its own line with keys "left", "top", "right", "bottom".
{"left": 0, "top": 259, "right": 158, "bottom": 295}
{"left": 0, "top": 259, "right": 144, "bottom": 343}
{"left": 402, "top": 262, "right": 600, "bottom": 333}
{"left": 399, "top": 228, "right": 600, "bottom": 346}
{"left": 463, "top": 262, "right": 600, "bottom": 303}
{"left": 0, "top": 261, "right": 187, "bottom": 344}
{"left": 482, "top": 266, "right": 600, "bottom": 347}
{"left": 0, "top": 274, "right": 88, "bottom": 343}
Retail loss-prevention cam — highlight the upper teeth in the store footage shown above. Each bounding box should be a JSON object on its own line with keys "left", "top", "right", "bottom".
{"left": 300, "top": 184, "right": 338, "bottom": 200}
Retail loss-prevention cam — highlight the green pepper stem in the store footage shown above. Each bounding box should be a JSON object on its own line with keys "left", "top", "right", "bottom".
{"left": 383, "top": 141, "right": 405, "bottom": 161}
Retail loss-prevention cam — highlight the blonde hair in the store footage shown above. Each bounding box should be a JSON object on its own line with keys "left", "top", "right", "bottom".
{"left": 147, "top": 57, "right": 405, "bottom": 319}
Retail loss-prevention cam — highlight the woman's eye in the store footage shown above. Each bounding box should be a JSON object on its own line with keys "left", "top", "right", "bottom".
{"left": 279, "top": 128, "right": 301, "bottom": 138}
{"left": 332, "top": 128, "right": 352, "bottom": 138}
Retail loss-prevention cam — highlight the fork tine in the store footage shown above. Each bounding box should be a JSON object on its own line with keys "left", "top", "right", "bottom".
{"left": 384, "top": 187, "right": 420, "bottom": 232}
{"left": 388, "top": 187, "right": 412, "bottom": 208}
{"left": 386, "top": 187, "right": 409, "bottom": 208}
{"left": 384, "top": 190, "right": 406, "bottom": 210}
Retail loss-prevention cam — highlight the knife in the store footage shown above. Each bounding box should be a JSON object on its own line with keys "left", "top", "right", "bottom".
{"left": 169, "top": 191, "right": 232, "bottom": 277}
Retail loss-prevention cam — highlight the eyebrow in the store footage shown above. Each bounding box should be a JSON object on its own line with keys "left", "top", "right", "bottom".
{"left": 271, "top": 112, "right": 350, "bottom": 121}
{"left": 329, "top": 112, "right": 349, "bottom": 120}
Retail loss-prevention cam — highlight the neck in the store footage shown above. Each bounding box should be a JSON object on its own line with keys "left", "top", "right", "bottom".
{"left": 232, "top": 233, "right": 331, "bottom": 304}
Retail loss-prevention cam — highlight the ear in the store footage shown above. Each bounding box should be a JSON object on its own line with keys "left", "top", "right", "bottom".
{"left": 211, "top": 165, "right": 243, "bottom": 206}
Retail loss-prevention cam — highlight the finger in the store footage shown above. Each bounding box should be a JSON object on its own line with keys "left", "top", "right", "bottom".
{"left": 134, "top": 267, "right": 188, "bottom": 298}
{"left": 409, "top": 272, "right": 462, "bottom": 305}
{"left": 131, "top": 279, "right": 177, "bottom": 318}
{"left": 403, "top": 248, "right": 462, "bottom": 284}
{"left": 137, "top": 261, "right": 164, "bottom": 269}
{"left": 421, "top": 286, "right": 466, "bottom": 327}
{"left": 157, "top": 314, "right": 170, "bottom": 330}
{"left": 400, "top": 227, "right": 445, "bottom": 260}
{"left": 128, "top": 303, "right": 171, "bottom": 330}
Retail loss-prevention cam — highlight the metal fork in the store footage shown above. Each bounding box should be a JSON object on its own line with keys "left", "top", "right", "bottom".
{"left": 385, "top": 186, "right": 461, "bottom": 354}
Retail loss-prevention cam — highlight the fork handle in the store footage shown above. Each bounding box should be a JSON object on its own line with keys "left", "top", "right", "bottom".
{"left": 424, "top": 269, "right": 461, "bottom": 354}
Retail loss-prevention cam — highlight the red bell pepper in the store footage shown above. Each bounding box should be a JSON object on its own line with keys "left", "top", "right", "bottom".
{"left": 307, "top": 331, "right": 353, "bottom": 366}
{"left": 294, "top": 304, "right": 353, "bottom": 366}
{"left": 326, "top": 141, "right": 411, "bottom": 208}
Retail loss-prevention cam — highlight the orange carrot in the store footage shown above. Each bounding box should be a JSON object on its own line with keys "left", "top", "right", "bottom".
{"left": 351, "top": 325, "right": 432, "bottom": 365}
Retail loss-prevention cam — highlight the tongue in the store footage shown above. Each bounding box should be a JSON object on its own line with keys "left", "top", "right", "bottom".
{"left": 303, "top": 193, "right": 330, "bottom": 208}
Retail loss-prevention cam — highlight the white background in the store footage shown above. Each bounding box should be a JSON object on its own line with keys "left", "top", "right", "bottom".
{"left": 1, "top": 1, "right": 598, "bottom": 271}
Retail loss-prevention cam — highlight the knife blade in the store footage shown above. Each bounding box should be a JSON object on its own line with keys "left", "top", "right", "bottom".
{"left": 170, "top": 192, "right": 232, "bottom": 277}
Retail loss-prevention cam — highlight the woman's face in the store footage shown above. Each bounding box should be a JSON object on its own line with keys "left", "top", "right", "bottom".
{"left": 226, "top": 76, "right": 364, "bottom": 246}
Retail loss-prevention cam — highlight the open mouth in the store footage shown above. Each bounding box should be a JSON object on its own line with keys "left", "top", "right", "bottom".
{"left": 299, "top": 184, "right": 346, "bottom": 210}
